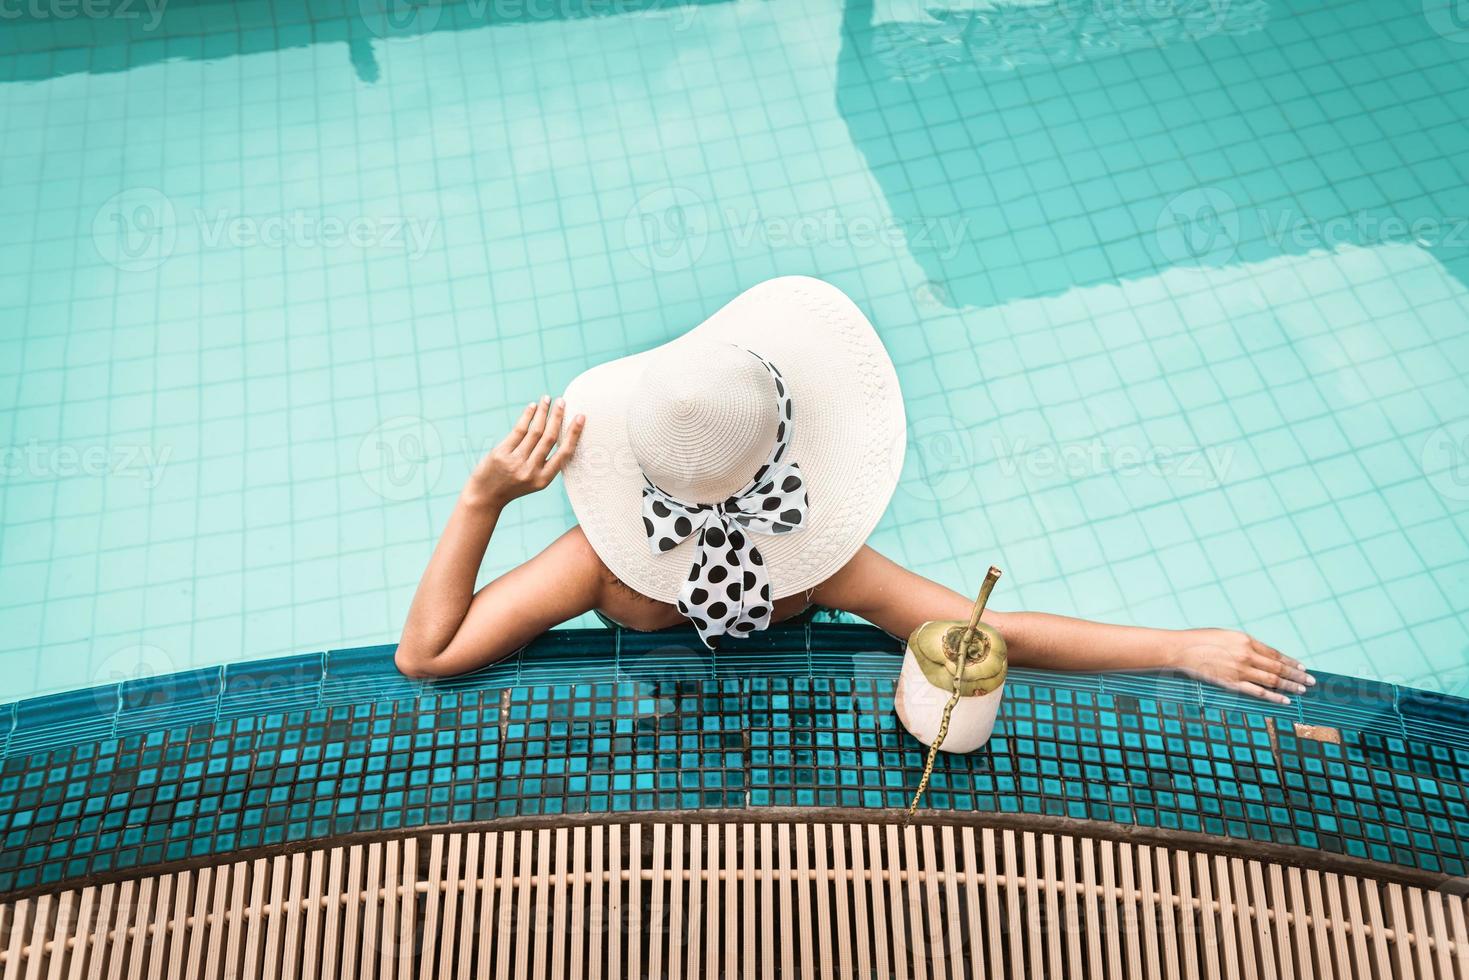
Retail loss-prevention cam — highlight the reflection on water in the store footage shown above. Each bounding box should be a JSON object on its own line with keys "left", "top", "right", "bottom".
{"left": 835, "top": 0, "right": 1469, "bottom": 311}
{"left": 867, "top": 0, "right": 1268, "bottom": 81}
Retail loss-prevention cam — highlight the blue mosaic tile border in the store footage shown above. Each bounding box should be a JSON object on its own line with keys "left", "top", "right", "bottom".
{"left": 1, "top": 624, "right": 1468, "bottom": 897}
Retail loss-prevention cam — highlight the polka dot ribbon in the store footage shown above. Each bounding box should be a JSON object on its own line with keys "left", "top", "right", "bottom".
{"left": 640, "top": 350, "right": 808, "bottom": 648}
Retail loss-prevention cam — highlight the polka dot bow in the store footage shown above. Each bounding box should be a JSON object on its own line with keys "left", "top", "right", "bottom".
{"left": 640, "top": 350, "right": 808, "bottom": 648}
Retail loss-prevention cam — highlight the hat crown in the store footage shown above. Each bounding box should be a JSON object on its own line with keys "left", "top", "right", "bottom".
{"left": 626, "top": 342, "right": 777, "bottom": 504}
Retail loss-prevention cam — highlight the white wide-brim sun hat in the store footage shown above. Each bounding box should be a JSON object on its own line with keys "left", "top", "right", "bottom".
{"left": 559, "top": 276, "right": 906, "bottom": 603}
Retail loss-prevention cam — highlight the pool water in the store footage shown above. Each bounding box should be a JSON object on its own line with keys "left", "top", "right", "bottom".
{"left": 1, "top": 0, "right": 1467, "bottom": 702}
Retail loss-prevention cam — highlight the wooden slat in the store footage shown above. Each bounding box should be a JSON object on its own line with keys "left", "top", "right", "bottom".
{"left": 779, "top": 824, "right": 797, "bottom": 980}
{"left": 813, "top": 824, "right": 835, "bottom": 980}
{"left": 1322, "top": 873, "right": 1351, "bottom": 980}
{"left": 1266, "top": 865, "right": 1294, "bottom": 980}
{"left": 938, "top": 827, "right": 964, "bottom": 980}
{"left": 1040, "top": 834, "right": 1062, "bottom": 980}
{"left": 494, "top": 831, "right": 516, "bottom": 980}
{"left": 886, "top": 824, "right": 911, "bottom": 980}
{"left": 358, "top": 845, "right": 382, "bottom": 980}
{"left": 513, "top": 831, "right": 535, "bottom": 980}
{"left": 281, "top": 855, "right": 306, "bottom": 980}
{"left": 241, "top": 860, "right": 267, "bottom": 980}
{"left": 25, "top": 894, "right": 51, "bottom": 980}
{"left": 1246, "top": 861, "right": 1278, "bottom": 980}
{"left": 723, "top": 825, "right": 737, "bottom": 980}
{"left": 474, "top": 832, "right": 495, "bottom": 980}
{"left": 1339, "top": 876, "right": 1371, "bottom": 980}
{"left": 1118, "top": 844, "right": 1144, "bottom": 980}
{"left": 200, "top": 867, "right": 228, "bottom": 980}
{"left": 794, "top": 824, "right": 814, "bottom": 980}
{"left": 1212, "top": 856, "right": 1241, "bottom": 980}
{"left": 1408, "top": 885, "right": 1435, "bottom": 980}
{"left": 1136, "top": 845, "right": 1162, "bottom": 980}
{"left": 1100, "top": 840, "right": 1124, "bottom": 980}
{"left": 864, "top": 824, "right": 890, "bottom": 980}
{"left": 1361, "top": 877, "right": 1393, "bottom": 979}
{"left": 901, "top": 825, "right": 926, "bottom": 980}
{"left": 225, "top": 865, "right": 250, "bottom": 980}
{"left": 1227, "top": 859, "right": 1258, "bottom": 980}
{"left": 1153, "top": 847, "right": 1181, "bottom": 976}
{"left": 45, "top": 891, "right": 75, "bottom": 980}
{"left": 1388, "top": 883, "right": 1414, "bottom": 980}
{"left": 1061, "top": 836, "right": 1084, "bottom": 980}
{"left": 1392, "top": 887, "right": 1416, "bottom": 975}
{"left": 575, "top": 834, "right": 593, "bottom": 980}
{"left": 848, "top": 825, "right": 875, "bottom": 980}
{"left": 648, "top": 824, "right": 667, "bottom": 980}
{"left": 260, "top": 856, "right": 287, "bottom": 980}
{"left": 301, "top": 854, "right": 325, "bottom": 980}
{"left": 608, "top": 825, "right": 624, "bottom": 980}
{"left": 701, "top": 825, "right": 718, "bottom": 980}
{"left": 1003, "top": 830, "right": 1025, "bottom": 980}
{"left": 1080, "top": 839, "right": 1105, "bottom": 980}
{"left": 1194, "top": 853, "right": 1222, "bottom": 980}
{"left": 569, "top": 828, "right": 587, "bottom": 980}
{"left": 145, "top": 875, "right": 175, "bottom": 980}
{"left": 1022, "top": 832, "right": 1042, "bottom": 980}
{"left": 959, "top": 828, "right": 986, "bottom": 980}
{"left": 1426, "top": 890, "right": 1454, "bottom": 980}
{"left": 438, "top": 835, "right": 465, "bottom": 980}
{"left": 760, "top": 823, "right": 776, "bottom": 980}
{"left": 323, "top": 849, "right": 349, "bottom": 980}
{"left": 743, "top": 823, "right": 756, "bottom": 980}
{"left": 1175, "top": 850, "right": 1202, "bottom": 980}
{"left": 1305, "top": 870, "right": 1332, "bottom": 980}
{"left": 104, "top": 881, "right": 132, "bottom": 980}
{"left": 1444, "top": 891, "right": 1469, "bottom": 980}
{"left": 626, "top": 824, "right": 641, "bottom": 980}
{"left": 419, "top": 836, "right": 445, "bottom": 980}
{"left": 125, "top": 880, "right": 154, "bottom": 980}
{"left": 66, "top": 885, "right": 96, "bottom": 980}
{"left": 550, "top": 828, "right": 569, "bottom": 980}
{"left": 4, "top": 900, "right": 28, "bottom": 980}
{"left": 666, "top": 824, "right": 685, "bottom": 980}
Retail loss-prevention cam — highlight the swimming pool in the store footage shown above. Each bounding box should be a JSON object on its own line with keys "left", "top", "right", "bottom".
{"left": 1, "top": 0, "right": 1467, "bottom": 702}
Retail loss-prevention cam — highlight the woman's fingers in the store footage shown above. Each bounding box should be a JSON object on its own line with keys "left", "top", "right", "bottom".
{"left": 542, "top": 413, "right": 586, "bottom": 477}
{"left": 1249, "top": 654, "right": 1307, "bottom": 693}
{"left": 530, "top": 398, "right": 566, "bottom": 463}
{"left": 498, "top": 402, "right": 538, "bottom": 453}
{"left": 1250, "top": 638, "right": 1314, "bottom": 686}
{"left": 515, "top": 396, "right": 551, "bottom": 456}
{"left": 1234, "top": 680, "right": 1291, "bottom": 706}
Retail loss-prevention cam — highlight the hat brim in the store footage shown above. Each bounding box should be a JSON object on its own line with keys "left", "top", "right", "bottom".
{"left": 559, "top": 276, "right": 906, "bottom": 603}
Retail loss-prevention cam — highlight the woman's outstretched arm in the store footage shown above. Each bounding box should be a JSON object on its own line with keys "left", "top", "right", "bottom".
{"left": 813, "top": 546, "right": 1313, "bottom": 704}
{"left": 395, "top": 396, "right": 600, "bottom": 678}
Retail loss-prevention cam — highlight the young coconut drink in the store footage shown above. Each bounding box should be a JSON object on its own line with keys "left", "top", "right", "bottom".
{"left": 895, "top": 566, "right": 1007, "bottom": 757}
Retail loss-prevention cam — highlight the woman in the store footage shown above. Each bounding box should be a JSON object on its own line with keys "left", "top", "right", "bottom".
{"left": 396, "top": 277, "right": 1311, "bottom": 703}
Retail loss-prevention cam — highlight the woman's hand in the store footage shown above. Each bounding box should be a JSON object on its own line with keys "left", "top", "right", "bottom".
{"left": 1170, "top": 628, "right": 1314, "bottom": 704}
{"left": 464, "top": 396, "right": 584, "bottom": 509}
